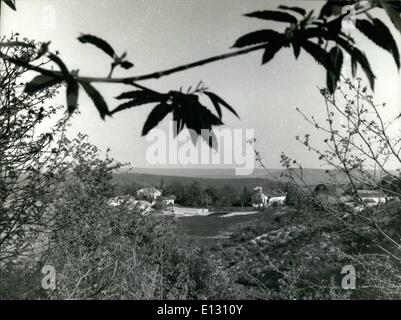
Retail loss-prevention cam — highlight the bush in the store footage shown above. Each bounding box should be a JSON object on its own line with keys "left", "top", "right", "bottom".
{"left": 2, "top": 136, "right": 241, "bottom": 300}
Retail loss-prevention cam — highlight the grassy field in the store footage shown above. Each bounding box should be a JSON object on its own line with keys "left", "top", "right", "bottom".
{"left": 176, "top": 208, "right": 279, "bottom": 243}
{"left": 176, "top": 206, "right": 299, "bottom": 247}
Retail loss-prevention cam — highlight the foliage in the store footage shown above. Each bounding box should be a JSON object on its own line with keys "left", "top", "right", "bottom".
{"left": 0, "top": 35, "right": 69, "bottom": 265}
{"left": 43, "top": 137, "right": 240, "bottom": 299}
{"left": 241, "top": 78, "right": 401, "bottom": 299}
{"left": 1, "top": 135, "right": 242, "bottom": 299}
{"left": 163, "top": 181, "right": 243, "bottom": 208}
{"left": 239, "top": 186, "right": 253, "bottom": 207}
{"left": 233, "top": 1, "right": 401, "bottom": 93}
{"left": 218, "top": 203, "right": 401, "bottom": 299}
{"left": 284, "top": 183, "right": 306, "bottom": 209}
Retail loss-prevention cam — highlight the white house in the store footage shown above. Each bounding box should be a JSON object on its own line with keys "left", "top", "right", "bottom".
{"left": 267, "top": 190, "right": 287, "bottom": 206}
{"left": 136, "top": 187, "right": 162, "bottom": 202}
{"left": 251, "top": 186, "right": 269, "bottom": 208}
{"left": 251, "top": 186, "right": 287, "bottom": 208}
{"left": 156, "top": 195, "right": 175, "bottom": 205}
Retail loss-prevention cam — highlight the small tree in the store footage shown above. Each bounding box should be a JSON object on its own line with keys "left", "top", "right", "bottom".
{"left": 240, "top": 186, "right": 252, "bottom": 207}
{"left": 284, "top": 183, "right": 305, "bottom": 210}
{"left": 250, "top": 78, "right": 401, "bottom": 298}
{"left": 0, "top": 35, "right": 68, "bottom": 265}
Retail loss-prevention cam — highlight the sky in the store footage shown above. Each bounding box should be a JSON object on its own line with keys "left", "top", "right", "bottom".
{"left": 1, "top": 0, "right": 400, "bottom": 171}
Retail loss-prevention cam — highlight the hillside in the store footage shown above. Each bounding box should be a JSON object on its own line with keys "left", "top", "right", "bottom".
{"left": 112, "top": 172, "right": 283, "bottom": 195}
{"left": 114, "top": 167, "right": 396, "bottom": 186}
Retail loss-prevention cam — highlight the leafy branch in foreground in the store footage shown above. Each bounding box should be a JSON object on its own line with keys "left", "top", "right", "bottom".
{"left": 1, "top": 0, "right": 400, "bottom": 146}
{"left": 78, "top": 34, "right": 134, "bottom": 78}
{"left": 113, "top": 84, "right": 238, "bottom": 147}
{"left": 0, "top": 36, "right": 237, "bottom": 148}
{"left": 232, "top": 0, "right": 401, "bottom": 93}
{"left": 247, "top": 78, "right": 401, "bottom": 298}
{"left": 1, "top": 0, "right": 16, "bottom": 11}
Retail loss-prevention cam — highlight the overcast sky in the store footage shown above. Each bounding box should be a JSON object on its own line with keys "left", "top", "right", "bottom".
{"left": 2, "top": 0, "right": 400, "bottom": 171}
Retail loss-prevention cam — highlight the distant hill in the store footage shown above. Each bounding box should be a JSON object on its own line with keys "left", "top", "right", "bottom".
{"left": 112, "top": 172, "right": 282, "bottom": 195}
{"left": 112, "top": 168, "right": 397, "bottom": 194}
{"left": 115, "top": 168, "right": 349, "bottom": 185}
{"left": 119, "top": 167, "right": 396, "bottom": 185}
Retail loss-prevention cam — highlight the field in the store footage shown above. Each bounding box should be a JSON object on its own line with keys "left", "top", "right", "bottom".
{"left": 176, "top": 208, "right": 280, "bottom": 246}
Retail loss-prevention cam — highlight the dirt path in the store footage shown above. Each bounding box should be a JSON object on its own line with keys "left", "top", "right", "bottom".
{"left": 221, "top": 211, "right": 259, "bottom": 218}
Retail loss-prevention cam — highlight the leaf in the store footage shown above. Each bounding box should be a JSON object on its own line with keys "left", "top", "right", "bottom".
{"left": 47, "top": 53, "right": 81, "bottom": 113}
{"left": 203, "top": 130, "right": 219, "bottom": 150}
{"left": 384, "top": 0, "right": 401, "bottom": 12}
{"left": 278, "top": 5, "right": 306, "bottom": 16}
{"left": 142, "top": 103, "right": 173, "bottom": 135}
{"left": 380, "top": 0, "right": 401, "bottom": 36}
{"left": 115, "top": 90, "right": 161, "bottom": 100}
{"left": 66, "top": 79, "right": 79, "bottom": 115}
{"left": 181, "top": 98, "right": 206, "bottom": 143}
{"left": 262, "top": 43, "right": 283, "bottom": 65}
{"left": 318, "top": 0, "right": 355, "bottom": 19}
{"left": 205, "top": 93, "right": 222, "bottom": 119}
{"left": 112, "top": 98, "right": 161, "bottom": 114}
{"left": 112, "top": 90, "right": 163, "bottom": 114}
{"left": 191, "top": 106, "right": 223, "bottom": 146}
{"left": 301, "top": 40, "right": 345, "bottom": 93}
{"left": 24, "top": 74, "right": 63, "bottom": 94}
{"left": 179, "top": 94, "right": 223, "bottom": 145}
{"left": 2, "top": 0, "right": 16, "bottom": 10}
{"left": 300, "top": 40, "right": 334, "bottom": 73}
{"left": 351, "top": 54, "right": 358, "bottom": 78}
{"left": 334, "top": 37, "right": 376, "bottom": 90}
{"left": 355, "top": 18, "right": 400, "bottom": 69}
{"left": 232, "top": 29, "right": 283, "bottom": 48}
{"left": 120, "top": 61, "right": 134, "bottom": 69}
{"left": 318, "top": 1, "right": 334, "bottom": 18}
{"left": 244, "top": 10, "right": 298, "bottom": 24}
{"left": 80, "top": 81, "right": 110, "bottom": 119}
{"left": 77, "top": 34, "right": 115, "bottom": 58}
{"left": 292, "top": 41, "right": 301, "bottom": 59}
{"left": 326, "top": 46, "right": 344, "bottom": 94}
{"left": 172, "top": 108, "right": 184, "bottom": 137}
{"left": 203, "top": 91, "right": 239, "bottom": 119}
{"left": 166, "top": 91, "right": 224, "bottom": 148}
{"left": 300, "top": 10, "right": 315, "bottom": 29}
{"left": 48, "top": 53, "right": 70, "bottom": 76}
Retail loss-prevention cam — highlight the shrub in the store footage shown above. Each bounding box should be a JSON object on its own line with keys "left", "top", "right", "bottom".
{"left": 38, "top": 136, "right": 240, "bottom": 299}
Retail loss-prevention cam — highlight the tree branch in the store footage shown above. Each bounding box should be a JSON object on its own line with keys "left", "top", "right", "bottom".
{"left": 1, "top": 43, "right": 267, "bottom": 85}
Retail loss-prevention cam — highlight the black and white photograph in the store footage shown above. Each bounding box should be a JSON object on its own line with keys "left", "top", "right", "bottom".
{"left": 1, "top": 0, "right": 401, "bottom": 306}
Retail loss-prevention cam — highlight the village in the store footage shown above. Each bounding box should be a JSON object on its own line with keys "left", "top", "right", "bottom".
{"left": 107, "top": 182, "right": 398, "bottom": 217}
